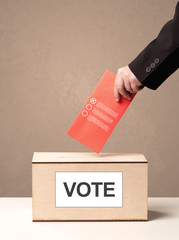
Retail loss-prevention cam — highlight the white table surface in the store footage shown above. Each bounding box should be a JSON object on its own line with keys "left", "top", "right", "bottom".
{"left": 0, "top": 198, "right": 178, "bottom": 240}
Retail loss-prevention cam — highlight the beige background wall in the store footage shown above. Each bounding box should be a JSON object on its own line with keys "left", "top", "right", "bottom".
{"left": 0, "top": 0, "right": 178, "bottom": 197}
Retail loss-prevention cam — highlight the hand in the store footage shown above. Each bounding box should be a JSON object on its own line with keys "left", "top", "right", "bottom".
{"left": 114, "top": 66, "right": 144, "bottom": 101}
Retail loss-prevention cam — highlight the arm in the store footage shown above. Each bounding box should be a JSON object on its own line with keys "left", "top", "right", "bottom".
{"left": 128, "top": 1, "right": 179, "bottom": 90}
{"left": 114, "top": 1, "right": 179, "bottom": 101}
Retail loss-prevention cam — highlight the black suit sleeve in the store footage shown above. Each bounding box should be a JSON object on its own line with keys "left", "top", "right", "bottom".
{"left": 128, "top": 1, "right": 179, "bottom": 90}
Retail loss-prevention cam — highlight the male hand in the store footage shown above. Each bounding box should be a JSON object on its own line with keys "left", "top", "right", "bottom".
{"left": 114, "top": 66, "right": 144, "bottom": 101}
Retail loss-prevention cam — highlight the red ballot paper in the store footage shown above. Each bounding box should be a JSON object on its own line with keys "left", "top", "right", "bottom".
{"left": 66, "top": 69, "right": 136, "bottom": 153}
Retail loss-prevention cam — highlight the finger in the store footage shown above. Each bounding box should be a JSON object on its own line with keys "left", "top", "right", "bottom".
{"left": 114, "top": 86, "right": 120, "bottom": 102}
{"left": 118, "top": 85, "right": 131, "bottom": 100}
{"left": 114, "top": 72, "right": 123, "bottom": 102}
{"left": 124, "top": 80, "right": 135, "bottom": 93}
{"left": 131, "top": 83, "right": 140, "bottom": 93}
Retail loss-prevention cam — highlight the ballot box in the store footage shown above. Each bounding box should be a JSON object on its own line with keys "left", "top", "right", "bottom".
{"left": 32, "top": 152, "right": 148, "bottom": 221}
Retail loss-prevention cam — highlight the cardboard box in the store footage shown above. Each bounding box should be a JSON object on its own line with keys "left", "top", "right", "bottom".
{"left": 32, "top": 152, "right": 148, "bottom": 221}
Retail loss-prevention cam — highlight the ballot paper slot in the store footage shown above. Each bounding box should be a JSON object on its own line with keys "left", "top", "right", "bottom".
{"left": 32, "top": 152, "right": 148, "bottom": 221}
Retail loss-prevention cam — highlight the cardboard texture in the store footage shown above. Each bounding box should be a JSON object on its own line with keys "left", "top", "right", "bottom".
{"left": 66, "top": 70, "right": 136, "bottom": 153}
{"left": 32, "top": 152, "right": 148, "bottom": 221}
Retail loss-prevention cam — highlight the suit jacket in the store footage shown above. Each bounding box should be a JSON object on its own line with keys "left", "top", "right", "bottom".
{"left": 128, "top": 1, "right": 179, "bottom": 90}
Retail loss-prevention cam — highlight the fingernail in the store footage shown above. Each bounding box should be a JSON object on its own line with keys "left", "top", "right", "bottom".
{"left": 116, "top": 98, "right": 119, "bottom": 102}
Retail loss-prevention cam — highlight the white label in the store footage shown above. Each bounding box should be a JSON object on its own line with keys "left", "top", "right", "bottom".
{"left": 55, "top": 172, "right": 123, "bottom": 207}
